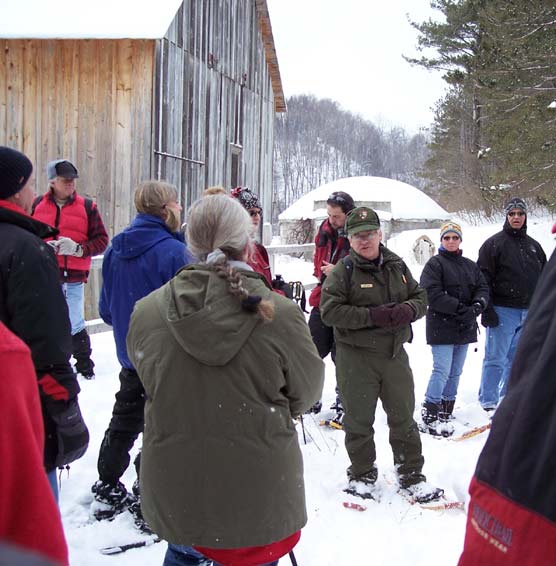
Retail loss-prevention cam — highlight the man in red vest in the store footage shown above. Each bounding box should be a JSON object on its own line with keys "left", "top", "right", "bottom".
{"left": 33, "top": 160, "right": 109, "bottom": 379}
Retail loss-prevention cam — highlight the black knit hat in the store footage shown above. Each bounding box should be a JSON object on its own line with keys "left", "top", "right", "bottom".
{"left": 231, "top": 186, "right": 261, "bottom": 210}
{"left": 0, "top": 146, "right": 33, "bottom": 200}
{"left": 504, "top": 197, "right": 527, "bottom": 215}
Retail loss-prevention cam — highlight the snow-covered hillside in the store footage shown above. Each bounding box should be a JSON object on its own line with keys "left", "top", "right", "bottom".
{"left": 60, "top": 216, "right": 555, "bottom": 565}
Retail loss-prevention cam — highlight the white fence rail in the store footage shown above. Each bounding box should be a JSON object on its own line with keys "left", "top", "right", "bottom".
{"left": 86, "top": 243, "right": 317, "bottom": 333}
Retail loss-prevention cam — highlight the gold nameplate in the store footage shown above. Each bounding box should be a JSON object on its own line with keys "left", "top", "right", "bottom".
{"left": 360, "top": 283, "right": 373, "bottom": 288}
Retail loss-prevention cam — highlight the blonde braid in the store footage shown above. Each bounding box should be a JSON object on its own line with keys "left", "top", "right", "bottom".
{"left": 212, "top": 260, "right": 274, "bottom": 322}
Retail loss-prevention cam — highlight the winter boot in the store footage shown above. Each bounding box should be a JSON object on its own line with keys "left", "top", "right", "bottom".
{"left": 128, "top": 498, "right": 153, "bottom": 534}
{"left": 330, "top": 393, "right": 344, "bottom": 425}
{"left": 419, "top": 401, "right": 443, "bottom": 436}
{"left": 307, "top": 400, "right": 322, "bottom": 414}
{"left": 91, "top": 480, "right": 134, "bottom": 521}
{"left": 73, "top": 328, "right": 95, "bottom": 379}
{"left": 441, "top": 399, "right": 456, "bottom": 421}
{"left": 403, "top": 480, "right": 444, "bottom": 503}
{"left": 345, "top": 465, "right": 380, "bottom": 500}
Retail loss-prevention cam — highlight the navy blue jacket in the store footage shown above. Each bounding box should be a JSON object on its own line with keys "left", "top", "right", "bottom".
{"left": 99, "top": 214, "right": 190, "bottom": 368}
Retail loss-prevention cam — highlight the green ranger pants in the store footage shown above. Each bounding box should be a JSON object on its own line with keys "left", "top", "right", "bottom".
{"left": 336, "top": 343, "right": 425, "bottom": 486}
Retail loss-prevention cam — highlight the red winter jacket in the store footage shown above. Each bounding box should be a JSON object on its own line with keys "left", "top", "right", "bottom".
{"left": 195, "top": 530, "right": 300, "bottom": 566}
{"left": 248, "top": 242, "right": 273, "bottom": 287}
{"left": 32, "top": 190, "right": 109, "bottom": 282}
{"left": 0, "top": 322, "right": 68, "bottom": 566}
{"left": 308, "top": 219, "right": 350, "bottom": 308}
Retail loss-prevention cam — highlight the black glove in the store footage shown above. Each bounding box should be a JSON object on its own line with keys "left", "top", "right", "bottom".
{"left": 456, "top": 304, "right": 477, "bottom": 326}
{"left": 369, "top": 303, "right": 396, "bottom": 327}
{"left": 390, "top": 303, "right": 414, "bottom": 327}
{"left": 471, "top": 301, "right": 484, "bottom": 316}
{"left": 52, "top": 400, "right": 90, "bottom": 468}
{"left": 481, "top": 306, "right": 499, "bottom": 328}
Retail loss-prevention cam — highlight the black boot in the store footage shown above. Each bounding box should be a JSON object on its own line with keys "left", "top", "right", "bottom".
{"left": 420, "top": 401, "right": 442, "bottom": 436}
{"left": 441, "top": 399, "right": 455, "bottom": 421}
{"left": 72, "top": 328, "right": 95, "bottom": 378}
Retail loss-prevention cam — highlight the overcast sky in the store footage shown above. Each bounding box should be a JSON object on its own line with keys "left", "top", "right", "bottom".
{"left": 266, "top": 0, "right": 447, "bottom": 133}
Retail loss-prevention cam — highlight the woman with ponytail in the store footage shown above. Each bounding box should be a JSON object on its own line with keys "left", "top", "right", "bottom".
{"left": 127, "top": 195, "right": 324, "bottom": 566}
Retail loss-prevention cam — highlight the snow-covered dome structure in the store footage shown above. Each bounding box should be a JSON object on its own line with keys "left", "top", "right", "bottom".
{"left": 278, "top": 176, "right": 450, "bottom": 243}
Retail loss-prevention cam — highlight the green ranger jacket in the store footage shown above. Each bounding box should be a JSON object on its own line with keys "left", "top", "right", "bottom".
{"left": 127, "top": 264, "right": 324, "bottom": 549}
{"left": 320, "top": 246, "right": 427, "bottom": 356}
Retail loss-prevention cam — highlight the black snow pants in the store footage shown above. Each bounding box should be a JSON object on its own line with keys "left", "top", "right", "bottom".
{"left": 97, "top": 367, "right": 145, "bottom": 485}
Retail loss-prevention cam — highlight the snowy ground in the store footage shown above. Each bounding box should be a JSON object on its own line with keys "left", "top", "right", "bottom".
{"left": 61, "top": 216, "right": 555, "bottom": 565}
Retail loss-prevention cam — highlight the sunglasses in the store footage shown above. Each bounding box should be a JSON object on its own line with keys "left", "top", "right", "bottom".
{"left": 442, "top": 235, "right": 460, "bottom": 241}
{"left": 249, "top": 210, "right": 261, "bottom": 217}
{"left": 508, "top": 211, "right": 525, "bottom": 217}
{"left": 327, "top": 193, "right": 347, "bottom": 205}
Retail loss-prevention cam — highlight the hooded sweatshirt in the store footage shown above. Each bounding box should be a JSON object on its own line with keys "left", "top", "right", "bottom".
{"left": 126, "top": 265, "right": 324, "bottom": 548}
{"left": 99, "top": 213, "right": 189, "bottom": 368}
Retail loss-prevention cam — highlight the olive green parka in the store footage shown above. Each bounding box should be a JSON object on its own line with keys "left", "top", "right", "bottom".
{"left": 320, "top": 246, "right": 427, "bottom": 356}
{"left": 126, "top": 264, "right": 324, "bottom": 549}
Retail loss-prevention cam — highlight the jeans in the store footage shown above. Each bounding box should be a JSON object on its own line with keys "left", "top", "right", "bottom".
{"left": 63, "top": 281, "right": 86, "bottom": 335}
{"left": 163, "top": 544, "right": 279, "bottom": 566}
{"left": 479, "top": 306, "right": 527, "bottom": 409}
{"left": 424, "top": 344, "right": 469, "bottom": 404}
{"left": 47, "top": 468, "right": 59, "bottom": 503}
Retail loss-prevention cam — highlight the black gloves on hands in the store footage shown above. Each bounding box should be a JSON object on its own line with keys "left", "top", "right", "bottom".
{"left": 369, "top": 303, "right": 414, "bottom": 328}
{"left": 481, "top": 306, "right": 499, "bottom": 328}
{"left": 52, "top": 400, "right": 90, "bottom": 468}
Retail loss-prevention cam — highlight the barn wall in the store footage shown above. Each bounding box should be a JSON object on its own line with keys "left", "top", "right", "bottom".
{"left": 156, "top": 0, "right": 276, "bottom": 215}
{"left": 0, "top": 39, "right": 155, "bottom": 236}
{"left": 0, "top": 38, "right": 154, "bottom": 318}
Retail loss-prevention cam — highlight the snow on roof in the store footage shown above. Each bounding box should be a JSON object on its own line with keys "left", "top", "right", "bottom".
{"left": 278, "top": 176, "right": 449, "bottom": 221}
{"left": 0, "top": 0, "right": 183, "bottom": 39}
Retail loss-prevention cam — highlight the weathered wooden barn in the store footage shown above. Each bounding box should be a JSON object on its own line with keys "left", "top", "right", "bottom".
{"left": 0, "top": 0, "right": 285, "bottom": 237}
{"left": 0, "top": 0, "right": 285, "bottom": 318}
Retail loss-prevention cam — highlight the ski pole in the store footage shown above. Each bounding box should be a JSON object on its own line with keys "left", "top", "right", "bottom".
{"left": 299, "top": 414, "right": 307, "bottom": 445}
{"left": 289, "top": 549, "right": 299, "bottom": 566}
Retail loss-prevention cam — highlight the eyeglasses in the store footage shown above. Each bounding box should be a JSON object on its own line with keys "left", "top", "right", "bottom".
{"left": 508, "top": 211, "right": 525, "bottom": 217}
{"left": 249, "top": 210, "right": 261, "bottom": 217}
{"left": 352, "top": 231, "right": 379, "bottom": 241}
{"left": 442, "top": 235, "right": 460, "bottom": 241}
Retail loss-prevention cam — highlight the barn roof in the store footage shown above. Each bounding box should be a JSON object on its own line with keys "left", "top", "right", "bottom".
{"left": 279, "top": 176, "right": 450, "bottom": 221}
{"left": 0, "top": 0, "right": 285, "bottom": 112}
{"left": 0, "top": 0, "right": 183, "bottom": 39}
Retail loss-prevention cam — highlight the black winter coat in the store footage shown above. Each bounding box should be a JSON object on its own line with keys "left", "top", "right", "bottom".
{"left": 474, "top": 247, "right": 556, "bottom": 524}
{"left": 420, "top": 248, "right": 489, "bottom": 345}
{"left": 0, "top": 201, "right": 82, "bottom": 471}
{"left": 477, "top": 220, "right": 546, "bottom": 309}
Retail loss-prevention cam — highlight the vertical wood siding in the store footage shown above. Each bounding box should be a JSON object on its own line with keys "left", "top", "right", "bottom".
{"left": 0, "top": 38, "right": 155, "bottom": 236}
{"left": 157, "top": 0, "right": 276, "bottom": 217}
{"left": 0, "top": 1, "right": 278, "bottom": 318}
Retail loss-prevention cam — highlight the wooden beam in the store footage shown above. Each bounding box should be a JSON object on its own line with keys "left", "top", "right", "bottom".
{"left": 254, "top": 0, "right": 286, "bottom": 113}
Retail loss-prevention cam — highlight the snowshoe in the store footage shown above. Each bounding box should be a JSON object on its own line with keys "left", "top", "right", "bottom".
{"left": 91, "top": 480, "right": 135, "bottom": 521}
{"left": 306, "top": 400, "right": 322, "bottom": 414}
{"left": 402, "top": 481, "right": 444, "bottom": 503}
{"left": 344, "top": 480, "right": 381, "bottom": 501}
{"left": 418, "top": 419, "right": 454, "bottom": 437}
